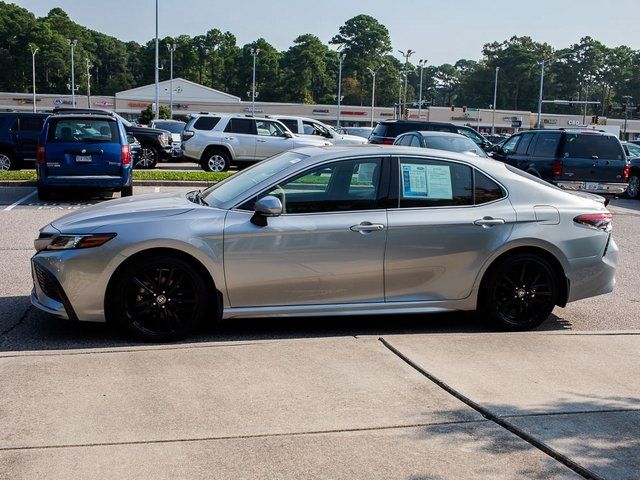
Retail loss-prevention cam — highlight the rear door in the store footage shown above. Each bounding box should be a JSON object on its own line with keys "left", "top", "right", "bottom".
{"left": 559, "top": 133, "right": 627, "bottom": 185}
{"left": 44, "top": 117, "right": 122, "bottom": 177}
{"left": 223, "top": 118, "right": 257, "bottom": 160}
{"left": 17, "top": 115, "right": 46, "bottom": 160}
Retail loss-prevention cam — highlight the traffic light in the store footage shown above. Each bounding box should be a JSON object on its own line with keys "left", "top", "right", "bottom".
{"left": 450, "top": 105, "right": 455, "bottom": 112}
{"left": 462, "top": 105, "right": 467, "bottom": 113}
{"left": 591, "top": 115, "right": 599, "bottom": 124}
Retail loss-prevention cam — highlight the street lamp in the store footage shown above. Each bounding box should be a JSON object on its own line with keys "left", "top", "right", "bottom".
{"left": 250, "top": 47, "right": 260, "bottom": 117}
{"left": 623, "top": 95, "right": 632, "bottom": 138}
{"left": 398, "top": 49, "right": 414, "bottom": 118}
{"left": 67, "top": 39, "right": 77, "bottom": 107}
{"left": 417, "top": 59, "right": 426, "bottom": 119}
{"left": 336, "top": 51, "right": 345, "bottom": 127}
{"left": 366, "top": 66, "right": 379, "bottom": 128}
{"left": 167, "top": 43, "right": 176, "bottom": 118}
{"left": 154, "top": 0, "right": 159, "bottom": 119}
{"left": 397, "top": 70, "right": 406, "bottom": 119}
{"left": 491, "top": 66, "right": 500, "bottom": 134}
{"left": 85, "top": 58, "right": 92, "bottom": 108}
{"left": 29, "top": 44, "right": 38, "bottom": 112}
{"left": 536, "top": 51, "right": 575, "bottom": 128}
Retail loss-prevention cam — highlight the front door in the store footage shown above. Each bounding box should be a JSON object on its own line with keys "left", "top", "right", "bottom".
{"left": 224, "top": 156, "right": 388, "bottom": 307}
{"left": 254, "top": 120, "right": 295, "bottom": 159}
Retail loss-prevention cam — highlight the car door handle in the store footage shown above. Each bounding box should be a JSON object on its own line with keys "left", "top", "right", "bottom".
{"left": 474, "top": 217, "right": 505, "bottom": 227}
{"left": 350, "top": 222, "right": 385, "bottom": 233}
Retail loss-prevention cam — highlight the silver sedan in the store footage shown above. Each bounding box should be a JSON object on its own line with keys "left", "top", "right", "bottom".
{"left": 31, "top": 146, "right": 618, "bottom": 340}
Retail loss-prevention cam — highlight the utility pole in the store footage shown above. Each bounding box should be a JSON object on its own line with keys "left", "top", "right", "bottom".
{"left": 250, "top": 47, "right": 260, "bottom": 117}
{"left": 30, "top": 44, "right": 38, "bottom": 112}
{"left": 167, "top": 43, "right": 176, "bottom": 118}
{"left": 336, "top": 51, "right": 345, "bottom": 127}
{"left": 67, "top": 39, "right": 77, "bottom": 107}
{"left": 154, "top": 0, "right": 159, "bottom": 119}
{"left": 536, "top": 60, "right": 545, "bottom": 128}
{"left": 623, "top": 95, "right": 632, "bottom": 139}
{"left": 398, "top": 49, "right": 414, "bottom": 118}
{"left": 85, "top": 59, "right": 92, "bottom": 108}
{"left": 417, "top": 59, "right": 426, "bottom": 119}
{"left": 366, "top": 67, "right": 379, "bottom": 128}
{"left": 491, "top": 66, "right": 499, "bottom": 134}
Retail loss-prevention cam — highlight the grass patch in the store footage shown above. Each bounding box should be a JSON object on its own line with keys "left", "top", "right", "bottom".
{"left": 0, "top": 169, "right": 234, "bottom": 183}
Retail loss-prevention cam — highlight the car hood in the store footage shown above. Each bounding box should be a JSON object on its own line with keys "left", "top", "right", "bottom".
{"left": 51, "top": 192, "right": 196, "bottom": 233}
{"left": 337, "top": 134, "right": 368, "bottom": 144}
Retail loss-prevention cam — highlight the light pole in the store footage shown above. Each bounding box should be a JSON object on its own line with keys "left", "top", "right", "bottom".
{"left": 491, "top": 66, "right": 500, "bottom": 134}
{"left": 67, "top": 39, "right": 77, "bottom": 107}
{"left": 623, "top": 95, "right": 632, "bottom": 139}
{"left": 29, "top": 44, "right": 38, "bottom": 112}
{"left": 154, "top": 0, "right": 159, "bottom": 119}
{"left": 167, "top": 43, "right": 176, "bottom": 118}
{"left": 536, "top": 52, "right": 574, "bottom": 128}
{"left": 417, "top": 59, "right": 426, "bottom": 119}
{"left": 397, "top": 71, "right": 406, "bottom": 119}
{"left": 250, "top": 47, "right": 260, "bottom": 117}
{"left": 366, "top": 67, "right": 379, "bottom": 128}
{"left": 85, "top": 59, "right": 92, "bottom": 108}
{"left": 398, "top": 49, "right": 414, "bottom": 118}
{"left": 336, "top": 51, "right": 345, "bottom": 127}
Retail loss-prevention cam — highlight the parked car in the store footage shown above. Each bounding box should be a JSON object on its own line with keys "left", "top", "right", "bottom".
{"left": 491, "top": 129, "right": 628, "bottom": 197}
{"left": 394, "top": 131, "right": 488, "bottom": 157}
{"left": 149, "top": 119, "right": 185, "bottom": 159}
{"left": 36, "top": 112, "right": 133, "bottom": 200}
{"left": 337, "top": 126, "right": 374, "bottom": 139}
{"left": 182, "top": 114, "right": 330, "bottom": 171}
{"left": 267, "top": 115, "right": 367, "bottom": 145}
{"left": 0, "top": 112, "right": 50, "bottom": 170}
{"left": 369, "top": 120, "right": 492, "bottom": 151}
{"left": 32, "top": 145, "right": 617, "bottom": 340}
{"left": 622, "top": 141, "right": 640, "bottom": 199}
{"left": 53, "top": 108, "right": 173, "bottom": 169}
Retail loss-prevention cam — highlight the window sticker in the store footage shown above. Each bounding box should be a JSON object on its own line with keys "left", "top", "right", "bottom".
{"left": 401, "top": 163, "right": 453, "bottom": 200}
{"left": 425, "top": 165, "right": 453, "bottom": 199}
{"left": 357, "top": 163, "right": 377, "bottom": 183}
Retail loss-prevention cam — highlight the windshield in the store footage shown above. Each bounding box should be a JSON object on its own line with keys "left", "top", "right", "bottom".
{"left": 201, "top": 151, "right": 310, "bottom": 207}
{"left": 153, "top": 121, "right": 185, "bottom": 133}
{"left": 423, "top": 135, "right": 487, "bottom": 157}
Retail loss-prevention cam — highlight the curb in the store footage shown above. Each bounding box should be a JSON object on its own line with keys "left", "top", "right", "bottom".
{"left": 0, "top": 180, "right": 216, "bottom": 187}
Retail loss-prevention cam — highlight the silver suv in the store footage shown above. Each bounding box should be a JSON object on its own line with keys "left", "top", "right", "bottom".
{"left": 182, "top": 114, "right": 330, "bottom": 171}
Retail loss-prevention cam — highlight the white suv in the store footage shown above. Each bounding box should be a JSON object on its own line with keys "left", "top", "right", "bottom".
{"left": 182, "top": 114, "right": 330, "bottom": 171}
{"left": 268, "top": 115, "right": 367, "bottom": 145}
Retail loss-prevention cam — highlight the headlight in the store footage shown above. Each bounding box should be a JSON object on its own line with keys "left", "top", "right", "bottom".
{"left": 41, "top": 233, "right": 117, "bottom": 252}
{"left": 158, "top": 133, "right": 169, "bottom": 147}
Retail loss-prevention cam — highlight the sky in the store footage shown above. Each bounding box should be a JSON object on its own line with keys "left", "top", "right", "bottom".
{"left": 14, "top": 0, "right": 640, "bottom": 65}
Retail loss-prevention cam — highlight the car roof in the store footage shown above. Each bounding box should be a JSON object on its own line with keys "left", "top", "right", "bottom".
{"left": 48, "top": 113, "right": 116, "bottom": 121}
{"left": 401, "top": 131, "right": 469, "bottom": 138}
{"left": 152, "top": 119, "right": 184, "bottom": 123}
{"left": 380, "top": 120, "right": 454, "bottom": 126}
{"left": 527, "top": 128, "right": 614, "bottom": 136}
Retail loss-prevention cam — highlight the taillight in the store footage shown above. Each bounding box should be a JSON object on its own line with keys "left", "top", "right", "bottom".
{"left": 381, "top": 138, "right": 394, "bottom": 145}
{"left": 552, "top": 159, "right": 563, "bottom": 177}
{"left": 37, "top": 145, "right": 45, "bottom": 164}
{"left": 623, "top": 163, "right": 630, "bottom": 181}
{"left": 121, "top": 144, "right": 131, "bottom": 165}
{"left": 574, "top": 213, "right": 612, "bottom": 231}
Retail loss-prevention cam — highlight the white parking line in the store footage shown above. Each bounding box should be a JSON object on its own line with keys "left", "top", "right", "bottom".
{"left": 154, "top": 187, "right": 160, "bottom": 193}
{"left": 3, "top": 190, "right": 36, "bottom": 211}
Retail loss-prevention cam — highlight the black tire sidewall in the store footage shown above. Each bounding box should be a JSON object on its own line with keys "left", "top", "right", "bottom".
{"left": 201, "top": 150, "right": 230, "bottom": 172}
{"left": 627, "top": 175, "right": 640, "bottom": 199}
{"left": 109, "top": 255, "right": 209, "bottom": 341}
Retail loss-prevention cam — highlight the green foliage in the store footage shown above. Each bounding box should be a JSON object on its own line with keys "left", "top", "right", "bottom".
{"left": 139, "top": 104, "right": 170, "bottom": 124}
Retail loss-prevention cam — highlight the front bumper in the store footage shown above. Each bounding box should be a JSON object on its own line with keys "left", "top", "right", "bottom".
{"left": 555, "top": 180, "right": 627, "bottom": 195}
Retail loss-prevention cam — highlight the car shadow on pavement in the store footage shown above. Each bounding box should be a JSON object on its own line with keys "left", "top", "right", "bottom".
{"left": 0, "top": 294, "right": 571, "bottom": 352}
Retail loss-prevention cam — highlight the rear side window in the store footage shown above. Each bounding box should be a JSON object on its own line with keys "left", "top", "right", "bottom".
{"left": 224, "top": 118, "right": 255, "bottom": 135}
{"left": 562, "top": 134, "right": 624, "bottom": 160}
{"left": 532, "top": 133, "right": 561, "bottom": 157}
{"left": 474, "top": 170, "right": 504, "bottom": 204}
{"left": 193, "top": 116, "right": 220, "bottom": 131}
{"left": 20, "top": 116, "right": 45, "bottom": 132}
{"left": 47, "top": 119, "right": 118, "bottom": 143}
{"left": 399, "top": 158, "right": 473, "bottom": 208}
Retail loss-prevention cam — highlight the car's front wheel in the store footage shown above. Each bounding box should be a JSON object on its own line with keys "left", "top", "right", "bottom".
{"left": 481, "top": 253, "right": 558, "bottom": 331}
{"left": 136, "top": 146, "right": 159, "bottom": 169}
{"left": 627, "top": 174, "right": 640, "bottom": 199}
{"left": 0, "top": 151, "right": 17, "bottom": 171}
{"left": 121, "top": 185, "right": 133, "bottom": 197}
{"left": 109, "top": 255, "right": 209, "bottom": 341}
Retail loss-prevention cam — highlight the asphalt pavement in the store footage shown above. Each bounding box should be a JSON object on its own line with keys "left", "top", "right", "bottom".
{"left": 0, "top": 186, "right": 638, "bottom": 479}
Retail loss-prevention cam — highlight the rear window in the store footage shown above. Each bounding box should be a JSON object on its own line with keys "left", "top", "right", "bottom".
{"left": 47, "top": 118, "right": 118, "bottom": 143}
{"left": 562, "top": 134, "right": 624, "bottom": 160}
{"left": 371, "top": 123, "right": 390, "bottom": 137}
{"left": 193, "top": 116, "right": 220, "bottom": 131}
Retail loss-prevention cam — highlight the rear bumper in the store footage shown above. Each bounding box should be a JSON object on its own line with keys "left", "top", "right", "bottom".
{"left": 38, "top": 175, "right": 131, "bottom": 189}
{"left": 555, "top": 180, "right": 627, "bottom": 195}
{"left": 566, "top": 236, "right": 619, "bottom": 303}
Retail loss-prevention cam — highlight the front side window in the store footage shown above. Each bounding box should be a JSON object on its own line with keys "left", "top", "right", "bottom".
{"left": 532, "top": 133, "right": 561, "bottom": 157}
{"left": 303, "top": 121, "right": 329, "bottom": 137}
{"left": 47, "top": 119, "right": 118, "bottom": 143}
{"left": 247, "top": 158, "right": 383, "bottom": 214}
{"left": 256, "top": 120, "right": 287, "bottom": 137}
{"left": 501, "top": 135, "right": 520, "bottom": 155}
{"left": 224, "top": 118, "right": 255, "bottom": 135}
{"left": 399, "top": 158, "right": 473, "bottom": 208}
{"left": 410, "top": 135, "right": 422, "bottom": 147}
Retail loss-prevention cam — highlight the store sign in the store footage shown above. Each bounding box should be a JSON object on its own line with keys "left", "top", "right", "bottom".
{"left": 567, "top": 120, "right": 583, "bottom": 126}
{"left": 341, "top": 111, "right": 366, "bottom": 116}
{"left": 94, "top": 100, "right": 113, "bottom": 107}
{"left": 543, "top": 118, "right": 558, "bottom": 125}
{"left": 243, "top": 107, "right": 265, "bottom": 113}
{"left": 128, "top": 102, "right": 147, "bottom": 108}
{"left": 380, "top": 113, "right": 394, "bottom": 117}
{"left": 13, "top": 98, "right": 40, "bottom": 104}
{"left": 312, "top": 108, "right": 330, "bottom": 114}
{"left": 53, "top": 98, "right": 73, "bottom": 105}
{"left": 452, "top": 115, "right": 482, "bottom": 122}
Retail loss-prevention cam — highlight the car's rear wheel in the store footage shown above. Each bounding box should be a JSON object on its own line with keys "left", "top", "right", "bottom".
{"left": 481, "top": 253, "right": 558, "bottom": 331}
{"left": 0, "top": 152, "right": 17, "bottom": 171}
{"left": 627, "top": 174, "right": 640, "bottom": 199}
{"left": 110, "top": 255, "right": 208, "bottom": 341}
{"left": 201, "top": 150, "right": 230, "bottom": 172}
{"left": 37, "top": 186, "right": 53, "bottom": 201}
{"left": 121, "top": 185, "right": 133, "bottom": 197}
{"left": 136, "top": 146, "right": 159, "bottom": 169}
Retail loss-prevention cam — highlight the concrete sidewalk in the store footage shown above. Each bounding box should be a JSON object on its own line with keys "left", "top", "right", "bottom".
{"left": 0, "top": 336, "right": 581, "bottom": 479}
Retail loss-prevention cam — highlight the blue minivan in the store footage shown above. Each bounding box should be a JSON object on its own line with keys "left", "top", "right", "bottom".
{"left": 36, "top": 113, "right": 133, "bottom": 200}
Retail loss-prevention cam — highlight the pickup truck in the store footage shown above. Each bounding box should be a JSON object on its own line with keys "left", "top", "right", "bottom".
{"left": 492, "top": 129, "right": 629, "bottom": 197}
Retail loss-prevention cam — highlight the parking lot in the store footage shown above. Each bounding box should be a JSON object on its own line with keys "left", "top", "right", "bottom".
{"left": 0, "top": 186, "right": 639, "bottom": 479}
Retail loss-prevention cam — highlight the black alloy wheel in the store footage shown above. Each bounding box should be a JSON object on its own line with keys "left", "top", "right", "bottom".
{"left": 482, "top": 254, "right": 558, "bottom": 331}
{"left": 111, "top": 256, "right": 208, "bottom": 341}
{"left": 136, "top": 146, "right": 159, "bottom": 169}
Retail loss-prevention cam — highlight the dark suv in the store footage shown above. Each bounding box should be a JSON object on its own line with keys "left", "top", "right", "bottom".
{"left": 369, "top": 120, "right": 492, "bottom": 150}
{"left": 0, "top": 112, "right": 50, "bottom": 170}
{"left": 492, "top": 129, "right": 628, "bottom": 196}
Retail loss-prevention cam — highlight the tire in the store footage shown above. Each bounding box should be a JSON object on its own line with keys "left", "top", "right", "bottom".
{"left": 200, "top": 149, "right": 230, "bottom": 172}
{"left": 37, "top": 186, "right": 53, "bottom": 201}
{"left": 480, "top": 253, "right": 558, "bottom": 331}
{"left": 0, "top": 151, "right": 17, "bottom": 171}
{"left": 121, "top": 185, "right": 133, "bottom": 197}
{"left": 627, "top": 174, "right": 640, "bottom": 199}
{"left": 108, "top": 255, "right": 209, "bottom": 341}
{"left": 135, "top": 145, "right": 159, "bottom": 169}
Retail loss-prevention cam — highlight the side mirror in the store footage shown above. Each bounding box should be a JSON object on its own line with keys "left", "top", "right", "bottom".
{"left": 251, "top": 195, "right": 283, "bottom": 226}
{"left": 284, "top": 131, "right": 293, "bottom": 139}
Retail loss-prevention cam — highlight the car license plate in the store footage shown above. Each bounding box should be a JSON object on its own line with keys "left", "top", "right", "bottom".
{"left": 585, "top": 182, "right": 600, "bottom": 191}
{"left": 76, "top": 155, "right": 92, "bottom": 163}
